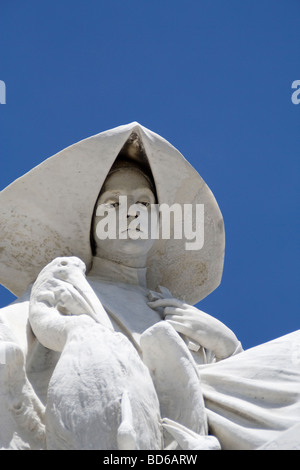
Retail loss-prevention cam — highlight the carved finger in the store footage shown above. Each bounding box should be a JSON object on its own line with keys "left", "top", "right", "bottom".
{"left": 35, "top": 290, "right": 56, "bottom": 307}
{"left": 165, "top": 319, "right": 194, "bottom": 337}
{"left": 163, "top": 307, "right": 185, "bottom": 317}
{"left": 147, "top": 290, "right": 164, "bottom": 302}
{"left": 147, "top": 298, "right": 186, "bottom": 309}
{"left": 157, "top": 286, "right": 174, "bottom": 298}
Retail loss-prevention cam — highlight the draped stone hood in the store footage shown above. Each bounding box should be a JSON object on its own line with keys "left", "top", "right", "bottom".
{"left": 0, "top": 122, "right": 225, "bottom": 304}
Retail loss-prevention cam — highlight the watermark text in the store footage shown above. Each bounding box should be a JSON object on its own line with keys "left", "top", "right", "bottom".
{"left": 291, "top": 80, "right": 300, "bottom": 105}
{"left": 0, "top": 80, "right": 6, "bottom": 104}
{"left": 95, "top": 197, "right": 204, "bottom": 251}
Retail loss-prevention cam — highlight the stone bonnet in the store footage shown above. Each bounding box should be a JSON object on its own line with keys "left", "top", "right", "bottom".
{"left": 0, "top": 122, "right": 225, "bottom": 305}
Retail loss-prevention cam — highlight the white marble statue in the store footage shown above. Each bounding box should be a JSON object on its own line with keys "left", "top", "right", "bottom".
{"left": 0, "top": 122, "right": 299, "bottom": 450}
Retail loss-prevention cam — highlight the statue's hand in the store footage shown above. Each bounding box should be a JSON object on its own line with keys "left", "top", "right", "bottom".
{"left": 162, "top": 418, "right": 221, "bottom": 450}
{"left": 29, "top": 256, "right": 113, "bottom": 352}
{"left": 148, "top": 296, "right": 242, "bottom": 360}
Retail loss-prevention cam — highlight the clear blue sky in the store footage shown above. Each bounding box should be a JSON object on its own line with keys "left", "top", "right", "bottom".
{"left": 0, "top": 1, "right": 299, "bottom": 349}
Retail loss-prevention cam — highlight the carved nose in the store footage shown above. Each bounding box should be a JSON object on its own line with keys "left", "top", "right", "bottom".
{"left": 127, "top": 203, "right": 139, "bottom": 219}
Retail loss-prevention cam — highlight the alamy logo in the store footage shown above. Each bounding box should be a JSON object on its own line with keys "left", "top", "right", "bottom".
{"left": 0, "top": 80, "right": 6, "bottom": 104}
{"left": 95, "top": 196, "right": 205, "bottom": 251}
{"left": 291, "top": 80, "right": 300, "bottom": 105}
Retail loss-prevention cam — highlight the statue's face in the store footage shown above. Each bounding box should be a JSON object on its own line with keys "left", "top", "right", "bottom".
{"left": 92, "top": 167, "right": 158, "bottom": 264}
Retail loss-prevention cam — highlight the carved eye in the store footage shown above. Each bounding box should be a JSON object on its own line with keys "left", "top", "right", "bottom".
{"left": 137, "top": 201, "right": 150, "bottom": 207}
{"left": 61, "top": 261, "right": 68, "bottom": 266}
